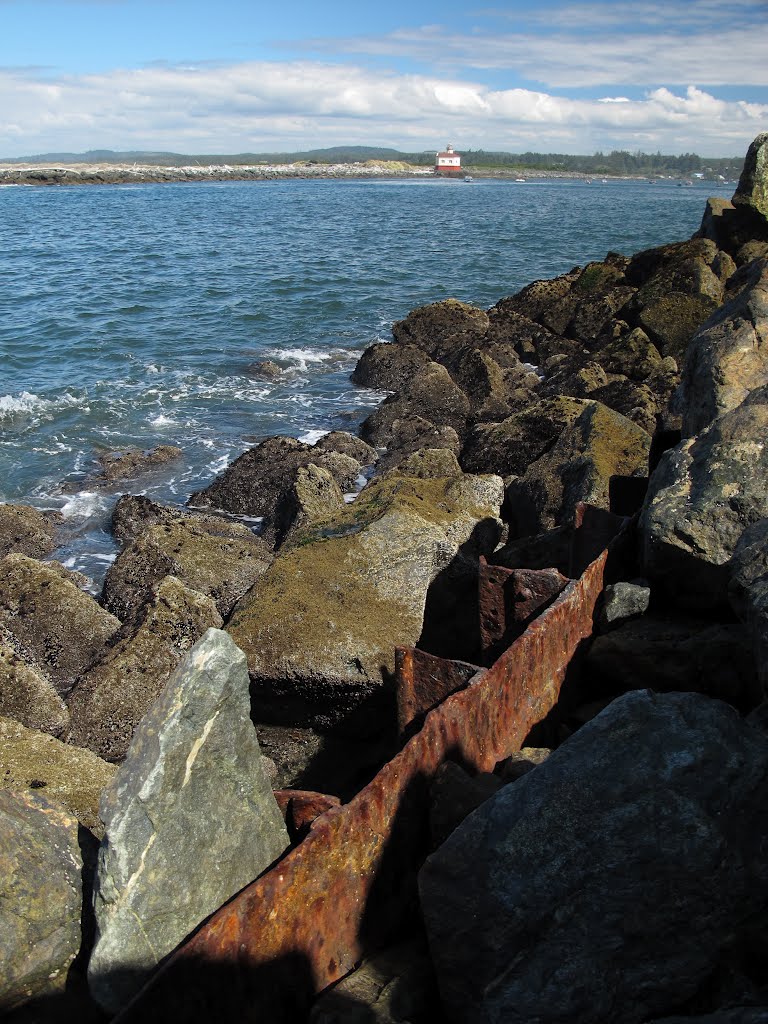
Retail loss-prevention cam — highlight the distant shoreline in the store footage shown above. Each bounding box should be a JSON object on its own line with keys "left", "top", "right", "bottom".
{"left": 0, "top": 161, "right": 667, "bottom": 187}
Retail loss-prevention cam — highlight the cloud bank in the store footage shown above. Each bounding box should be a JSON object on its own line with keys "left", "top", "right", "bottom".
{"left": 1, "top": 59, "right": 764, "bottom": 157}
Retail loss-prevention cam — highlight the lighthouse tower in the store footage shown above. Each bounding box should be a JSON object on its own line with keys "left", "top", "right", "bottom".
{"left": 435, "top": 144, "right": 462, "bottom": 177}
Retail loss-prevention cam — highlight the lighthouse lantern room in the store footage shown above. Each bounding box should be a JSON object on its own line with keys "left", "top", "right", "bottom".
{"left": 435, "top": 144, "right": 462, "bottom": 177}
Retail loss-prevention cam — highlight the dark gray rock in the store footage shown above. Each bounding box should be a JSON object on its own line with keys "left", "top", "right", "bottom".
{"left": 92, "top": 444, "right": 183, "bottom": 485}
{"left": 312, "top": 431, "right": 378, "bottom": 467}
{"left": 391, "top": 298, "right": 489, "bottom": 362}
{"left": 0, "top": 789, "right": 84, "bottom": 1009}
{"left": 0, "top": 624, "right": 70, "bottom": 738}
{"left": 360, "top": 362, "right": 470, "bottom": 447}
{"left": 586, "top": 616, "right": 759, "bottom": 708}
{"left": 350, "top": 341, "right": 430, "bottom": 390}
{"left": 729, "top": 517, "right": 768, "bottom": 696}
{"left": 733, "top": 131, "right": 768, "bottom": 221}
{"left": 597, "top": 580, "right": 651, "bottom": 631}
{"left": 429, "top": 761, "right": 504, "bottom": 849}
{"left": 88, "top": 629, "right": 290, "bottom": 1013}
{"left": 419, "top": 690, "right": 768, "bottom": 1024}
{"left": 641, "top": 385, "right": 768, "bottom": 609}
{"left": 370, "top": 417, "right": 461, "bottom": 473}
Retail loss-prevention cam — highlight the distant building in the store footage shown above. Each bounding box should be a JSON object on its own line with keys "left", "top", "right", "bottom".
{"left": 435, "top": 144, "right": 462, "bottom": 177}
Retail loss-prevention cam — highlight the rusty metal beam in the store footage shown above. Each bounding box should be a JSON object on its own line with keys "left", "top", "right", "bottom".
{"left": 395, "top": 646, "right": 482, "bottom": 735}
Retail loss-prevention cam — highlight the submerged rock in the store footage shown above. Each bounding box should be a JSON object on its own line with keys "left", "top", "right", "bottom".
{"left": 0, "top": 789, "right": 84, "bottom": 1009}
{"left": 419, "top": 690, "right": 768, "bottom": 1024}
{"left": 88, "top": 629, "right": 289, "bottom": 1014}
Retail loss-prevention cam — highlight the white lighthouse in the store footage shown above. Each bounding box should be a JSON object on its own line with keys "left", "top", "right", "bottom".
{"left": 435, "top": 144, "right": 462, "bottom": 177}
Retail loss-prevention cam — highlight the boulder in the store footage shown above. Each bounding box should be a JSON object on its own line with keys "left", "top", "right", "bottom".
{"left": 360, "top": 362, "right": 470, "bottom": 447}
{"left": 391, "top": 299, "right": 489, "bottom": 361}
{"left": 273, "top": 463, "right": 346, "bottom": 548}
{"left": 188, "top": 435, "right": 361, "bottom": 545}
{"left": 0, "top": 502, "right": 60, "bottom": 559}
{"left": 503, "top": 267, "right": 582, "bottom": 335}
{"left": 588, "top": 377, "right": 660, "bottom": 435}
{"left": 429, "top": 761, "right": 504, "bottom": 849}
{"left": 443, "top": 344, "right": 535, "bottom": 423}
{"left": 460, "top": 395, "right": 587, "bottom": 477}
{"left": 387, "top": 448, "right": 462, "bottom": 480}
{"left": 624, "top": 239, "right": 726, "bottom": 362}
{"left": 419, "top": 690, "right": 768, "bottom": 1024}
{"left": 369, "top": 417, "right": 461, "bottom": 473}
{"left": 102, "top": 513, "right": 272, "bottom": 621}
{"left": 507, "top": 400, "right": 650, "bottom": 536}
{"left": 245, "top": 358, "right": 282, "bottom": 379}
{"left": 640, "top": 385, "right": 768, "bottom": 609}
{"left": 0, "top": 789, "right": 84, "bottom": 1009}
{"left": 88, "top": 629, "right": 289, "bottom": 1013}
{"left": 586, "top": 616, "right": 759, "bottom": 709}
{"left": 729, "top": 517, "right": 768, "bottom": 696}
{"left": 67, "top": 575, "right": 222, "bottom": 762}
{"left": 0, "top": 625, "right": 69, "bottom": 738}
{"left": 484, "top": 302, "right": 561, "bottom": 362}
{"left": 595, "top": 327, "right": 664, "bottom": 382}
{"left": 680, "top": 258, "right": 768, "bottom": 437}
{"left": 110, "top": 493, "right": 248, "bottom": 544}
{"left": 227, "top": 472, "right": 503, "bottom": 729}
{"left": 92, "top": 444, "right": 183, "bottom": 485}
{"left": 733, "top": 131, "right": 768, "bottom": 221}
{"left": 312, "top": 431, "right": 378, "bottom": 468}
{"left": 0, "top": 716, "right": 116, "bottom": 837}
{"left": 350, "top": 341, "right": 431, "bottom": 390}
{"left": 0, "top": 554, "right": 120, "bottom": 696}
{"left": 597, "top": 580, "right": 651, "bottom": 631}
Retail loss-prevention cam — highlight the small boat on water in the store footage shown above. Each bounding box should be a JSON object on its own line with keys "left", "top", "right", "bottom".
{"left": 515, "top": 178, "right": 526, "bottom": 183}
{"left": 464, "top": 175, "right": 473, "bottom": 182}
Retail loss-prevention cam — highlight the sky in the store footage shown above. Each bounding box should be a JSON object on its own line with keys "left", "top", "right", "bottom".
{"left": 0, "top": 0, "right": 766, "bottom": 158}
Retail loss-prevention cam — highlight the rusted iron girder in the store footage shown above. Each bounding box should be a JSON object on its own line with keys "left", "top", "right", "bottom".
{"left": 395, "top": 646, "right": 482, "bottom": 736}
{"left": 113, "top": 544, "right": 611, "bottom": 1024}
{"left": 273, "top": 790, "right": 342, "bottom": 842}
{"left": 478, "top": 558, "right": 569, "bottom": 666}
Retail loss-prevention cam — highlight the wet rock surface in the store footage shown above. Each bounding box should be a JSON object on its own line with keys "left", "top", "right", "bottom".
{"left": 0, "top": 503, "right": 61, "bottom": 560}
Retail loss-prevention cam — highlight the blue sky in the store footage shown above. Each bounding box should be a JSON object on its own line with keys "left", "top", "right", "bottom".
{"left": 0, "top": 0, "right": 766, "bottom": 157}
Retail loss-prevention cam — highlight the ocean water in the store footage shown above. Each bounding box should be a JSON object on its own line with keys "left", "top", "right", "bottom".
{"left": 0, "top": 175, "right": 733, "bottom": 586}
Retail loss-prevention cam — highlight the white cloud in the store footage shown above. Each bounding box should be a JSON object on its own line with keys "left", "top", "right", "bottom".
{"left": 0, "top": 61, "right": 765, "bottom": 157}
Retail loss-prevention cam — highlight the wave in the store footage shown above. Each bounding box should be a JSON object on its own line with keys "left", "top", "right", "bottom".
{"left": 0, "top": 390, "right": 83, "bottom": 421}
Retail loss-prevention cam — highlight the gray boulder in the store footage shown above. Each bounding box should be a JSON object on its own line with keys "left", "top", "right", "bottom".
{"left": 680, "top": 258, "right": 768, "bottom": 437}
{"left": 597, "top": 580, "right": 651, "bottom": 631}
{"left": 0, "top": 554, "right": 120, "bottom": 695}
{"left": 729, "top": 517, "right": 768, "bottom": 696}
{"left": 0, "top": 789, "right": 84, "bottom": 1009}
{"left": 391, "top": 298, "right": 489, "bottom": 362}
{"left": 360, "top": 362, "right": 470, "bottom": 447}
{"left": 641, "top": 385, "right": 768, "bottom": 609}
{"left": 351, "top": 341, "right": 431, "bottom": 390}
{"left": 419, "top": 690, "right": 768, "bottom": 1024}
{"left": 733, "top": 131, "right": 768, "bottom": 222}
{"left": 88, "top": 629, "right": 290, "bottom": 1014}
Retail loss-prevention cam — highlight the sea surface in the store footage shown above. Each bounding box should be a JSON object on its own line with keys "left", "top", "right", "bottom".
{"left": 0, "top": 174, "right": 733, "bottom": 587}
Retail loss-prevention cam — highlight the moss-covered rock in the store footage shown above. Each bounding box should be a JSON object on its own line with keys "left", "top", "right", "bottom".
{"left": 0, "top": 626, "right": 69, "bottom": 738}
{"left": 68, "top": 576, "right": 222, "bottom": 761}
{"left": 0, "top": 503, "right": 61, "bottom": 560}
{"left": 0, "top": 716, "right": 116, "bottom": 837}
{"left": 391, "top": 299, "right": 489, "bottom": 361}
{"left": 361, "top": 362, "right": 471, "bottom": 446}
{"left": 351, "top": 341, "right": 431, "bottom": 390}
{"left": 0, "top": 555, "right": 120, "bottom": 696}
{"left": 102, "top": 514, "right": 272, "bottom": 621}
{"left": 227, "top": 472, "right": 503, "bottom": 729}
{"left": 460, "top": 396, "right": 587, "bottom": 477}
{"left": 733, "top": 131, "right": 768, "bottom": 222}
{"left": 508, "top": 400, "right": 651, "bottom": 536}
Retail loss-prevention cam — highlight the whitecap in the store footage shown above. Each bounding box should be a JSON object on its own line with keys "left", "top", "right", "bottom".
{"left": 0, "top": 391, "right": 44, "bottom": 417}
{"left": 60, "top": 491, "right": 111, "bottom": 520}
{"left": 148, "top": 413, "right": 178, "bottom": 426}
{"left": 272, "top": 348, "right": 331, "bottom": 372}
{"left": 300, "top": 428, "right": 329, "bottom": 445}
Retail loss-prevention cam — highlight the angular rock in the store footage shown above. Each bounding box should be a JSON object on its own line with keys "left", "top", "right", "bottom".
{"left": 350, "top": 341, "right": 431, "bottom": 390}
{"left": 0, "top": 716, "right": 116, "bottom": 837}
{"left": 88, "top": 629, "right": 289, "bottom": 1013}
{"left": 595, "top": 326, "right": 663, "bottom": 382}
{"left": 680, "top": 258, "right": 768, "bottom": 436}
{"left": 388, "top": 447, "right": 462, "bottom": 480}
{"left": 419, "top": 690, "right": 768, "bottom": 1024}
{"left": 68, "top": 575, "right": 223, "bottom": 762}
{"left": 507, "top": 400, "right": 650, "bottom": 536}
{"left": 93, "top": 444, "right": 183, "bottom": 485}
{"left": 391, "top": 298, "right": 489, "bottom": 361}
{"left": 188, "top": 435, "right": 361, "bottom": 545}
{"left": 0, "top": 624, "right": 70, "bottom": 737}
{"left": 460, "top": 395, "right": 587, "bottom": 477}
{"left": 0, "top": 789, "right": 84, "bottom": 1009}
{"left": 0, "top": 502, "right": 61, "bottom": 560}
{"left": 273, "top": 463, "right": 346, "bottom": 548}
{"left": 360, "top": 362, "right": 470, "bottom": 447}
{"left": 110, "top": 493, "right": 250, "bottom": 544}
{"left": 586, "top": 616, "right": 759, "bottom": 708}
{"left": 371, "top": 417, "right": 461, "bottom": 473}
{"left": 589, "top": 377, "right": 660, "bottom": 435}
{"left": 102, "top": 512, "right": 272, "bottom": 621}
{"left": 641, "top": 386, "right": 768, "bottom": 608}
{"left": 504, "top": 267, "right": 583, "bottom": 335}
{"left": 0, "top": 554, "right": 120, "bottom": 696}
{"left": 443, "top": 344, "right": 533, "bottom": 423}
{"left": 312, "top": 430, "right": 377, "bottom": 468}
{"left": 729, "top": 517, "right": 768, "bottom": 695}
{"left": 496, "top": 746, "right": 551, "bottom": 783}
{"left": 597, "top": 580, "right": 651, "bottom": 631}
{"left": 733, "top": 131, "right": 768, "bottom": 221}
{"left": 429, "top": 761, "right": 504, "bottom": 849}
{"left": 228, "top": 472, "right": 503, "bottom": 729}
{"left": 484, "top": 302, "right": 561, "bottom": 362}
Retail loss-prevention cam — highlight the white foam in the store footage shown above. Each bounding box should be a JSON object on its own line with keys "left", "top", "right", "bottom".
{"left": 300, "top": 428, "right": 329, "bottom": 445}
{"left": 148, "top": 413, "right": 177, "bottom": 426}
{"left": 0, "top": 390, "right": 83, "bottom": 421}
{"left": 60, "top": 491, "right": 111, "bottom": 519}
{"left": 275, "top": 348, "right": 331, "bottom": 371}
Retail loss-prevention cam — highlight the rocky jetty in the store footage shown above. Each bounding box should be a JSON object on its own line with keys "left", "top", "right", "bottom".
{"left": 2, "top": 133, "right": 768, "bottom": 1022}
